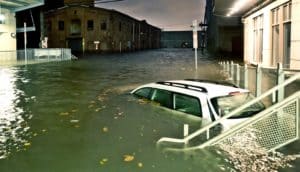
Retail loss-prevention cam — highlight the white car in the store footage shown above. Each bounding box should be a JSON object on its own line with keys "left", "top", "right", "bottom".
{"left": 131, "top": 79, "right": 265, "bottom": 130}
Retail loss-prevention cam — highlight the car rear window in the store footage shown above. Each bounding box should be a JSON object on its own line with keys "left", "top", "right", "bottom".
{"left": 211, "top": 92, "right": 265, "bottom": 119}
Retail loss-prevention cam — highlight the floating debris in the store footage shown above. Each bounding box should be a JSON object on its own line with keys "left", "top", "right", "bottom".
{"left": 24, "top": 142, "right": 31, "bottom": 147}
{"left": 138, "top": 162, "right": 143, "bottom": 168}
{"left": 59, "top": 112, "right": 69, "bottom": 116}
{"left": 123, "top": 155, "right": 134, "bottom": 162}
{"left": 70, "top": 120, "right": 79, "bottom": 123}
{"left": 99, "top": 158, "right": 108, "bottom": 165}
{"left": 95, "top": 108, "right": 102, "bottom": 112}
{"left": 102, "top": 127, "right": 108, "bottom": 133}
{"left": 216, "top": 128, "right": 298, "bottom": 172}
{"left": 71, "top": 109, "right": 78, "bottom": 113}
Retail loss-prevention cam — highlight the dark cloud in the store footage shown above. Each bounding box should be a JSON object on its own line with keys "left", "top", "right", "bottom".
{"left": 98, "top": 0, "right": 206, "bottom": 31}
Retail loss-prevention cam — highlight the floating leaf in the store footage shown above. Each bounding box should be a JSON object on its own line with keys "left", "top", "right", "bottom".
{"left": 71, "top": 109, "right": 78, "bottom": 113}
{"left": 102, "top": 127, "right": 108, "bottom": 133}
{"left": 123, "top": 155, "right": 134, "bottom": 162}
{"left": 70, "top": 119, "right": 79, "bottom": 123}
{"left": 59, "top": 112, "right": 69, "bottom": 116}
{"left": 24, "top": 142, "right": 31, "bottom": 147}
{"left": 138, "top": 162, "right": 143, "bottom": 168}
{"left": 99, "top": 158, "right": 108, "bottom": 165}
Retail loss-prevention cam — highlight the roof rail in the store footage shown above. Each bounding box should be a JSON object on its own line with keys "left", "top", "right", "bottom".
{"left": 184, "top": 79, "right": 238, "bottom": 88}
{"left": 156, "top": 81, "right": 208, "bottom": 93}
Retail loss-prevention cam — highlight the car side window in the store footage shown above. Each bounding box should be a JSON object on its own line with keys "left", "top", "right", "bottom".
{"left": 174, "top": 93, "right": 202, "bottom": 117}
{"left": 151, "top": 89, "right": 172, "bottom": 108}
{"left": 134, "top": 87, "right": 152, "bottom": 99}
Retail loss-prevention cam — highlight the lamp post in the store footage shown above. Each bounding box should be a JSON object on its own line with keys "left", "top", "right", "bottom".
{"left": 192, "top": 20, "right": 198, "bottom": 70}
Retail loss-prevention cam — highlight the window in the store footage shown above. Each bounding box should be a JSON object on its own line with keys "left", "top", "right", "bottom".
{"left": 272, "top": 8, "right": 280, "bottom": 65}
{"left": 70, "top": 19, "right": 81, "bottom": 35}
{"left": 47, "top": 21, "right": 52, "bottom": 32}
{"left": 283, "top": 3, "right": 292, "bottom": 68}
{"left": 174, "top": 94, "right": 202, "bottom": 117}
{"left": 253, "top": 15, "right": 263, "bottom": 63}
{"left": 58, "top": 20, "right": 64, "bottom": 31}
{"left": 271, "top": 3, "right": 292, "bottom": 68}
{"left": 133, "top": 88, "right": 152, "bottom": 99}
{"left": 151, "top": 89, "right": 172, "bottom": 108}
{"left": 211, "top": 93, "right": 265, "bottom": 119}
{"left": 87, "top": 20, "right": 94, "bottom": 31}
{"left": 101, "top": 21, "right": 107, "bottom": 30}
{"left": 119, "top": 22, "right": 122, "bottom": 31}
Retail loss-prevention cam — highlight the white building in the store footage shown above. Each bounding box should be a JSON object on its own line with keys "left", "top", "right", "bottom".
{"left": 0, "top": 0, "right": 44, "bottom": 59}
{"left": 243, "top": 0, "right": 300, "bottom": 69}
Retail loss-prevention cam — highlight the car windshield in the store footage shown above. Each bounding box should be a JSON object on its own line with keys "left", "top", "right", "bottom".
{"left": 211, "top": 92, "right": 265, "bottom": 119}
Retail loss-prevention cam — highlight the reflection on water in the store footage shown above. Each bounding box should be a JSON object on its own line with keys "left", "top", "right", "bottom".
{"left": 0, "top": 49, "right": 298, "bottom": 172}
{"left": 0, "top": 68, "right": 31, "bottom": 159}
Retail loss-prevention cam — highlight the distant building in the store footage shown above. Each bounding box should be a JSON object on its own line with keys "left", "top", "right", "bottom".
{"left": 43, "top": 0, "right": 161, "bottom": 53}
{"left": 161, "top": 31, "right": 193, "bottom": 48}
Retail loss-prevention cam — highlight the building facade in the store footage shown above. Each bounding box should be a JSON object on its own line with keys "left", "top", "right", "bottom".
{"left": 243, "top": 0, "right": 300, "bottom": 69}
{"left": 161, "top": 31, "right": 194, "bottom": 48}
{"left": 44, "top": 5, "right": 161, "bottom": 53}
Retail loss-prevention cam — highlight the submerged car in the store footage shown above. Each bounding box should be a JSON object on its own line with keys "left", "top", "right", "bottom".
{"left": 131, "top": 79, "right": 265, "bottom": 130}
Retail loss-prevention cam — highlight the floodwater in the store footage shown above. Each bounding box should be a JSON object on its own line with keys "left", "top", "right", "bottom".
{"left": 0, "top": 49, "right": 299, "bottom": 172}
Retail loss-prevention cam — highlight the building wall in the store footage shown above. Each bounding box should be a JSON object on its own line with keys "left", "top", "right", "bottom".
{"left": 290, "top": 0, "right": 300, "bottom": 68}
{"left": 206, "top": 14, "right": 243, "bottom": 57}
{"left": 243, "top": 0, "right": 300, "bottom": 69}
{"left": 0, "top": 9, "right": 16, "bottom": 52}
{"left": 161, "top": 31, "right": 193, "bottom": 48}
{"left": 45, "top": 6, "right": 161, "bottom": 53}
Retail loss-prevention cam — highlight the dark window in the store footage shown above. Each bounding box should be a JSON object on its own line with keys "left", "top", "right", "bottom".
{"left": 174, "top": 94, "right": 202, "bottom": 117}
{"left": 87, "top": 20, "right": 94, "bottom": 30}
{"left": 151, "top": 89, "right": 172, "bottom": 108}
{"left": 133, "top": 88, "right": 152, "bottom": 99}
{"left": 47, "top": 21, "right": 52, "bottom": 32}
{"left": 58, "top": 20, "right": 64, "bottom": 31}
{"left": 101, "top": 21, "right": 107, "bottom": 30}
{"left": 119, "top": 22, "right": 122, "bottom": 31}
{"left": 70, "top": 19, "right": 81, "bottom": 35}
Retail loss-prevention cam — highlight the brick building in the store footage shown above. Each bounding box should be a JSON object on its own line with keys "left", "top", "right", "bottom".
{"left": 44, "top": 1, "right": 161, "bottom": 53}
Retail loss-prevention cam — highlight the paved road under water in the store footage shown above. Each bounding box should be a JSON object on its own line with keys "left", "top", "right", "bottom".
{"left": 0, "top": 49, "right": 299, "bottom": 172}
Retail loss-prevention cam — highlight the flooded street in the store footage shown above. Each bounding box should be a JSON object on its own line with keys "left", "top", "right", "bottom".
{"left": 0, "top": 48, "right": 299, "bottom": 172}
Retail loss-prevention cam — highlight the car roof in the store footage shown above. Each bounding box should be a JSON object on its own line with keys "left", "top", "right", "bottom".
{"left": 132, "top": 80, "right": 249, "bottom": 98}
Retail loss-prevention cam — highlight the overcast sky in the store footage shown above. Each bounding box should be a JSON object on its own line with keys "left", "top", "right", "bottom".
{"left": 97, "top": 0, "right": 206, "bottom": 31}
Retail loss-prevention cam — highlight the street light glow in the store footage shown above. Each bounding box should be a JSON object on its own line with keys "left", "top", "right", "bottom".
{"left": 226, "top": 0, "right": 252, "bottom": 17}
